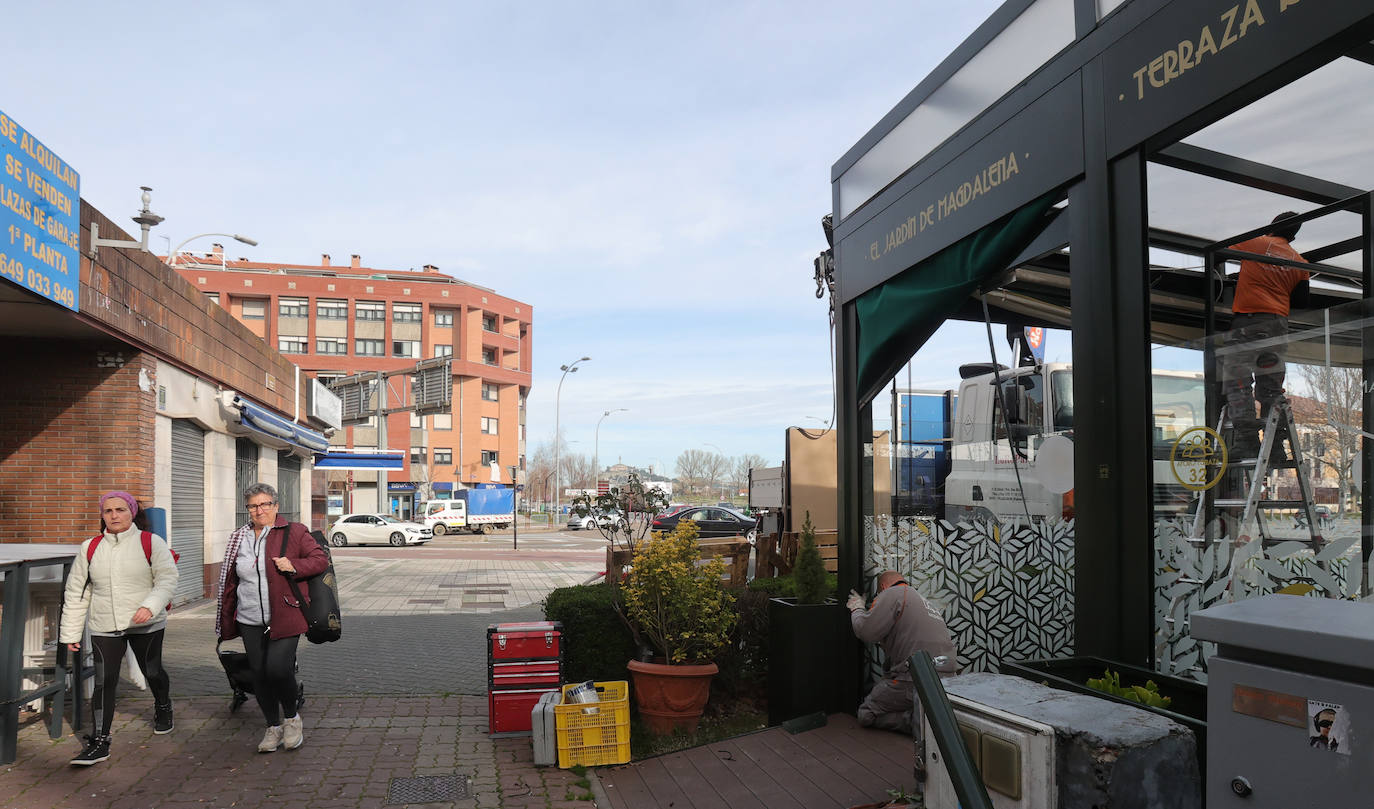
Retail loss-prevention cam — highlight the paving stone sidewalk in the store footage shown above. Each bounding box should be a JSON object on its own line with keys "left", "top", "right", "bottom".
{"left": 0, "top": 547, "right": 605, "bottom": 809}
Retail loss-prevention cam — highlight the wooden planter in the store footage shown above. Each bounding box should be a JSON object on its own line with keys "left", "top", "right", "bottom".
{"left": 626, "top": 659, "right": 718, "bottom": 735}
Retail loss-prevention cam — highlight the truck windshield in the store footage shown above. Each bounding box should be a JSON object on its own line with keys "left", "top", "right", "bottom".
{"left": 1152, "top": 373, "right": 1206, "bottom": 445}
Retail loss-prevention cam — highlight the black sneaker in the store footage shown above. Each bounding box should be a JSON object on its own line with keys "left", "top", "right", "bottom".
{"left": 70, "top": 734, "right": 110, "bottom": 766}
{"left": 154, "top": 703, "right": 174, "bottom": 735}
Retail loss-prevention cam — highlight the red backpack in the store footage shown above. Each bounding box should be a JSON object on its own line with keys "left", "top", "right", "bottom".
{"left": 86, "top": 531, "right": 181, "bottom": 611}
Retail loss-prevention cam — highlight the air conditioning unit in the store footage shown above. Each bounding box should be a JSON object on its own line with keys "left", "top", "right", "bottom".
{"left": 923, "top": 694, "right": 1056, "bottom": 808}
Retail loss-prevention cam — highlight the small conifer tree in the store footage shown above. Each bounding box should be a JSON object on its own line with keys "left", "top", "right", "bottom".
{"left": 793, "top": 511, "right": 828, "bottom": 604}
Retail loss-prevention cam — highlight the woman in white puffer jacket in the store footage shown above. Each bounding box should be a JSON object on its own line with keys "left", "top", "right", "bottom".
{"left": 59, "top": 492, "right": 179, "bottom": 766}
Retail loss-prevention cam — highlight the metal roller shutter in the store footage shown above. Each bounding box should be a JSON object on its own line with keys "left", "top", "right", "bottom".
{"left": 169, "top": 419, "right": 206, "bottom": 604}
{"left": 278, "top": 451, "right": 301, "bottom": 524}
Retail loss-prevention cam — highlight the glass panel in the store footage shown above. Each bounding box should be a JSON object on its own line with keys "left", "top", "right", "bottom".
{"left": 235, "top": 439, "right": 258, "bottom": 528}
{"left": 838, "top": 0, "right": 1075, "bottom": 218}
{"left": 1097, "top": 0, "right": 1128, "bottom": 19}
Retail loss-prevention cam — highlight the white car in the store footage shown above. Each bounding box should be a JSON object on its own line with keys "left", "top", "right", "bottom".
{"left": 567, "top": 511, "right": 627, "bottom": 531}
{"left": 327, "top": 514, "right": 432, "bottom": 547}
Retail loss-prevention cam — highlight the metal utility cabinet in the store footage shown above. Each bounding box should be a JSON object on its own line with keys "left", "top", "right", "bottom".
{"left": 1193, "top": 594, "right": 1374, "bottom": 807}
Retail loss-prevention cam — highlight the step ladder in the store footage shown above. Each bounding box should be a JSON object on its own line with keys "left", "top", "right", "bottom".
{"left": 1190, "top": 396, "right": 1326, "bottom": 554}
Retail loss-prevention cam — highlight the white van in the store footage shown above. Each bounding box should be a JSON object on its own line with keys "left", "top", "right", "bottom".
{"left": 419, "top": 499, "right": 470, "bottom": 535}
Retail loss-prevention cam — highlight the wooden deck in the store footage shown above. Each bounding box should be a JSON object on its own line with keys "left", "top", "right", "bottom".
{"left": 594, "top": 713, "right": 918, "bottom": 809}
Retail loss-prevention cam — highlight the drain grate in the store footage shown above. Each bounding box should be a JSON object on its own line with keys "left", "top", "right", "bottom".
{"left": 407, "top": 598, "right": 445, "bottom": 605}
{"left": 437, "top": 583, "right": 464, "bottom": 588}
{"left": 462, "top": 588, "right": 508, "bottom": 595}
{"left": 387, "top": 774, "right": 470, "bottom": 804}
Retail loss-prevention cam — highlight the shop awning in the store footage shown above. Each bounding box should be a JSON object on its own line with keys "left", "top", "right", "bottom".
{"left": 854, "top": 192, "right": 1059, "bottom": 405}
{"left": 314, "top": 451, "right": 405, "bottom": 471}
{"left": 227, "top": 395, "right": 331, "bottom": 454}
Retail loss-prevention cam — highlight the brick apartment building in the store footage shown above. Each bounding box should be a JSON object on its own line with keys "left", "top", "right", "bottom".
{"left": 173, "top": 248, "right": 532, "bottom": 519}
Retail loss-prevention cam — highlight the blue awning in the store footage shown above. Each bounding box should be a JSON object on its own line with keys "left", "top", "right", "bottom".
{"left": 432, "top": 482, "right": 454, "bottom": 493}
{"left": 314, "top": 451, "right": 405, "bottom": 471}
{"left": 233, "top": 397, "right": 331, "bottom": 453}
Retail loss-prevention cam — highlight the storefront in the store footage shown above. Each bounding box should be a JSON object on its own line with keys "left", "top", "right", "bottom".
{"left": 830, "top": 0, "right": 1374, "bottom": 695}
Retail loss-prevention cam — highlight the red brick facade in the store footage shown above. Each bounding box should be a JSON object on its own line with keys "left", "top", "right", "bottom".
{"left": 175, "top": 252, "right": 532, "bottom": 493}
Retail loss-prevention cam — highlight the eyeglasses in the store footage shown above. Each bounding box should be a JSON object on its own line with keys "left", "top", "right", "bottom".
{"left": 1317, "top": 719, "right": 1334, "bottom": 728}
{"left": 246, "top": 502, "right": 278, "bottom": 511}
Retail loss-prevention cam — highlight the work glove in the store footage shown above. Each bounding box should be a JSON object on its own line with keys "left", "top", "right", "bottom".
{"left": 846, "top": 590, "right": 865, "bottom": 612}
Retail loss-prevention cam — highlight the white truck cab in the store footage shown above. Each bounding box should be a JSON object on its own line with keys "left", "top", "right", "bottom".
{"left": 419, "top": 499, "right": 468, "bottom": 535}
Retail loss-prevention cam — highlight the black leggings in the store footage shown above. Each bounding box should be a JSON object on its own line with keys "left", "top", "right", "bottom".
{"left": 237, "top": 623, "right": 300, "bottom": 726}
{"left": 89, "top": 631, "right": 171, "bottom": 736}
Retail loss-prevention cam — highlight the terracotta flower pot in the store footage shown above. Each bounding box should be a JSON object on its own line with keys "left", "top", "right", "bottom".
{"left": 626, "top": 659, "right": 718, "bottom": 735}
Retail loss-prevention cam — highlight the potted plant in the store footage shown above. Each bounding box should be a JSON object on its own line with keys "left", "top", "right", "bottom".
{"left": 621, "top": 520, "right": 737, "bottom": 734}
{"left": 767, "top": 512, "right": 848, "bottom": 725}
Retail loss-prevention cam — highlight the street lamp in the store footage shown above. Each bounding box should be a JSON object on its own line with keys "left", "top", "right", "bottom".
{"left": 168, "top": 232, "right": 259, "bottom": 267}
{"left": 553, "top": 356, "right": 591, "bottom": 524}
{"left": 594, "top": 409, "right": 628, "bottom": 483}
{"left": 510, "top": 465, "right": 520, "bottom": 551}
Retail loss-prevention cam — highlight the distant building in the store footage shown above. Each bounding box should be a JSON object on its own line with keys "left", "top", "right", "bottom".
{"left": 174, "top": 248, "right": 532, "bottom": 520}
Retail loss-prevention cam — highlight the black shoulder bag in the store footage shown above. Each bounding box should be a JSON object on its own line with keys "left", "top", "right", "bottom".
{"left": 280, "top": 526, "right": 343, "bottom": 644}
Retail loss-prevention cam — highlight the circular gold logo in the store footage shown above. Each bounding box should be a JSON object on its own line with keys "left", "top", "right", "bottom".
{"left": 1170, "top": 425, "right": 1227, "bottom": 491}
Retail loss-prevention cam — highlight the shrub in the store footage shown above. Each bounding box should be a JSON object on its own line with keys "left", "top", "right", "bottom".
{"left": 747, "top": 572, "right": 838, "bottom": 599}
{"left": 543, "top": 582, "right": 638, "bottom": 684}
{"left": 712, "top": 587, "right": 770, "bottom": 704}
{"left": 793, "top": 512, "right": 829, "bottom": 604}
{"left": 622, "top": 521, "right": 737, "bottom": 664}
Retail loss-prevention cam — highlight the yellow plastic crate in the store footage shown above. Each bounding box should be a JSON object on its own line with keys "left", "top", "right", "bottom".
{"left": 554, "top": 680, "right": 631, "bottom": 768}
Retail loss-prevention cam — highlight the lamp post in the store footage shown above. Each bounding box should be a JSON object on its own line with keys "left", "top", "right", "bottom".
{"left": 553, "top": 357, "right": 591, "bottom": 526}
{"left": 167, "top": 232, "right": 259, "bottom": 267}
{"left": 593, "top": 408, "right": 628, "bottom": 485}
{"left": 510, "top": 465, "right": 520, "bottom": 551}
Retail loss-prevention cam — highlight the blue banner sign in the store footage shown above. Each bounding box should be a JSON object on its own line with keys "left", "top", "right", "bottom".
{"left": 0, "top": 110, "right": 79, "bottom": 311}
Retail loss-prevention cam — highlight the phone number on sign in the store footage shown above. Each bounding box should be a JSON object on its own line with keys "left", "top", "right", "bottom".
{"left": 0, "top": 252, "right": 74, "bottom": 308}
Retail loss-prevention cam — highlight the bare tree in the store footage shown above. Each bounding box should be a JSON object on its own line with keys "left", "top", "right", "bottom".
{"left": 525, "top": 440, "right": 556, "bottom": 510}
{"left": 571, "top": 472, "right": 671, "bottom": 554}
{"left": 675, "top": 449, "right": 710, "bottom": 495}
{"left": 563, "top": 453, "right": 594, "bottom": 490}
{"left": 732, "top": 453, "right": 768, "bottom": 493}
{"left": 1295, "top": 364, "right": 1361, "bottom": 516}
{"left": 704, "top": 452, "right": 731, "bottom": 499}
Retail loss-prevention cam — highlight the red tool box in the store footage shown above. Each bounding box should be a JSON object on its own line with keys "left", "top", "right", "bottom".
{"left": 487, "top": 621, "right": 563, "bottom": 735}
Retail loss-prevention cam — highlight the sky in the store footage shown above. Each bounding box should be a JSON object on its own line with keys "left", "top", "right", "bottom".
{"left": 2, "top": 0, "right": 1005, "bottom": 473}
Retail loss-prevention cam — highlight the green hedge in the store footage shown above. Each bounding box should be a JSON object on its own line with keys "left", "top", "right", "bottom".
{"left": 746, "top": 572, "right": 838, "bottom": 600}
{"left": 543, "top": 583, "right": 639, "bottom": 684}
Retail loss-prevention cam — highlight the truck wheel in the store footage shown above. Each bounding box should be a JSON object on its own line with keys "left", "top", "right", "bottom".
{"left": 389, "top": 532, "right": 405, "bottom": 546}
{"left": 330, "top": 533, "right": 348, "bottom": 547}
{"left": 497, "top": 523, "right": 509, "bottom": 530}
{"left": 472, "top": 526, "right": 486, "bottom": 535}
{"left": 432, "top": 523, "right": 447, "bottom": 536}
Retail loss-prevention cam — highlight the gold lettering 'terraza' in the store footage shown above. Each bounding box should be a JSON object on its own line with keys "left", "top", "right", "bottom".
{"left": 1131, "top": 0, "right": 1266, "bottom": 101}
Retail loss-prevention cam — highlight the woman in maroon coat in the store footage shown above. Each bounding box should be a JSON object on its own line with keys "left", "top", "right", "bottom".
{"left": 215, "top": 483, "right": 327, "bottom": 753}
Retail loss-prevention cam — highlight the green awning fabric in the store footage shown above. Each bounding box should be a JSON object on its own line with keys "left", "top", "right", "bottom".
{"left": 855, "top": 193, "right": 1059, "bottom": 405}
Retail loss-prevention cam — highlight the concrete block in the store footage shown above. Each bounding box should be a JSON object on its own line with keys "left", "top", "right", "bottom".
{"left": 934, "top": 672, "right": 1201, "bottom": 809}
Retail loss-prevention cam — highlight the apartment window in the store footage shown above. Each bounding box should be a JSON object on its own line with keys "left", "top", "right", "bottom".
{"left": 481, "top": 450, "right": 499, "bottom": 466}
{"left": 434, "top": 448, "right": 453, "bottom": 465}
{"left": 410, "top": 447, "right": 426, "bottom": 464}
{"left": 315, "top": 373, "right": 344, "bottom": 388}
{"left": 317, "top": 298, "right": 347, "bottom": 319}
{"left": 482, "top": 348, "right": 496, "bottom": 365}
{"left": 241, "top": 299, "right": 266, "bottom": 319}
{"left": 317, "top": 337, "right": 347, "bottom": 356}
{"left": 481, "top": 417, "right": 498, "bottom": 435}
{"left": 481, "top": 383, "right": 499, "bottom": 402}
{"left": 356, "top": 301, "right": 385, "bottom": 321}
{"left": 433, "top": 344, "right": 452, "bottom": 358}
{"left": 277, "top": 337, "right": 308, "bottom": 354}
{"left": 393, "top": 303, "right": 422, "bottom": 323}
{"left": 519, "top": 393, "right": 526, "bottom": 410}
{"left": 356, "top": 339, "right": 384, "bottom": 356}
{"left": 410, "top": 411, "right": 422, "bottom": 428}
{"left": 279, "top": 297, "right": 308, "bottom": 318}
{"left": 393, "top": 340, "right": 420, "bottom": 358}
{"left": 482, "top": 314, "right": 498, "bottom": 332}
{"left": 206, "top": 293, "right": 220, "bottom": 306}
{"left": 434, "top": 311, "right": 453, "bottom": 327}
{"left": 432, "top": 413, "right": 452, "bottom": 430}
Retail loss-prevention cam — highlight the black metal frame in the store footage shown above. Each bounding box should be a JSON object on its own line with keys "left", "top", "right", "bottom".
{"left": 833, "top": 0, "right": 1374, "bottom": 704}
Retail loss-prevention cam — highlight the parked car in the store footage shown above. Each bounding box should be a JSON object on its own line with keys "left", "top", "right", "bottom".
{"left": 567, "top": 510, "right": 628, "bottom": 531}
{"left": 652, "top": 504, "right": 692, "bottom": 521}
{"left": 651, "top": 506, "right": 758, "bottom": 541}
{"left": 327, "top": 514, "right": 432, "bottom": 547}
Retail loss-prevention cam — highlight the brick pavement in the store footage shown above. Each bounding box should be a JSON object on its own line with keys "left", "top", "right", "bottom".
{"left": 0, "top": 544, "right": 605, "bottom": 809}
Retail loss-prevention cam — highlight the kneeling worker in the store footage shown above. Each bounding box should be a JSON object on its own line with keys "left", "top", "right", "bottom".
{"left": 847, "top": 570, "right": 959, "bottom": 734}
